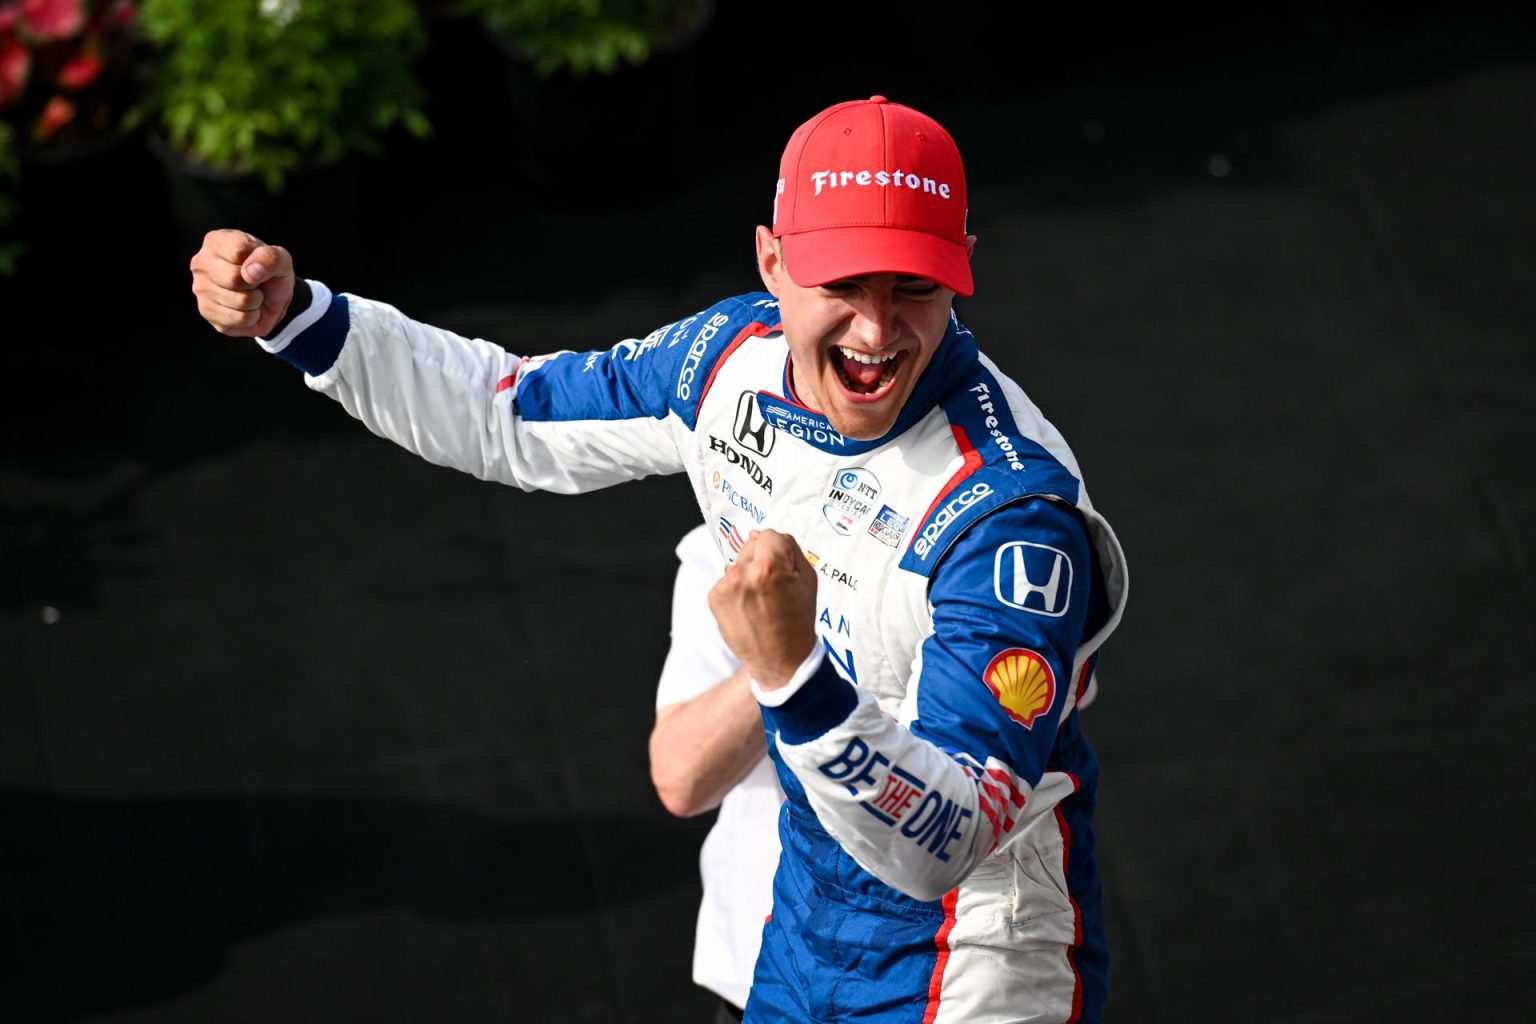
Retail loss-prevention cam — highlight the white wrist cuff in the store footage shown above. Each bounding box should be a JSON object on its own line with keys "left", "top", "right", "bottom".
{"left": 258, "top": 279, "right": 333, "bottom": 354}
{"left": 751, "top": 644, "right": 826, "bottom": 708}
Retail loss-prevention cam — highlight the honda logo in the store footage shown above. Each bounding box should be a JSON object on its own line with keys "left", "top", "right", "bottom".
{"left": 734, "top": 391, "right": 777, "bottom": 456}
{"left": 994, "top": 542, "right": 1072, "bottom": 617}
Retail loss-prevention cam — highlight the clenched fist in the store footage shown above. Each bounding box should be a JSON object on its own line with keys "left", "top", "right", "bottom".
{"left": 189, "top": 229, "right": 296, "bottom": 337}
{"left": 708, "top": 529, "right": 819, "bottom": 691}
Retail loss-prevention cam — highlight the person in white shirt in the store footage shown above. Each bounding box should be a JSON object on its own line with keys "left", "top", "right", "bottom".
{"left": 649, "top": 524, "right": 783, "bottom": 1021}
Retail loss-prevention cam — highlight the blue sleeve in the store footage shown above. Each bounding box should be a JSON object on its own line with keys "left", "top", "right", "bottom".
{"left": 911, "top": 496, "right": 1094, "bottom": 788}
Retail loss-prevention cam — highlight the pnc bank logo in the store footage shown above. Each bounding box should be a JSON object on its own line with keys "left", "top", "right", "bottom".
{"left": 733, "top": 391, "right": 776, "bottom": 457}
{"left": 993, "top": 541, "right": 1073, "bottom": 617}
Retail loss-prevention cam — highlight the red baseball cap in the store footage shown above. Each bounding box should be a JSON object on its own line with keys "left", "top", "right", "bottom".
{"left": 772, "top": 96, "right": 972, "bottom": 296}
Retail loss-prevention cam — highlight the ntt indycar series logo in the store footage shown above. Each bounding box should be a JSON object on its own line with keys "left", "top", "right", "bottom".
{"left": 912, "top": 481, "right": 993, "bottom": 561}
{"left": 823, "top": 467, "right": 881, "bottom": 536}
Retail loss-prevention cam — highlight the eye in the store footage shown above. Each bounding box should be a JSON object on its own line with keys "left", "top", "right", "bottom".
{"left": 898, "top": 283, "right": 940, "bottom": 297}
{"left": 820, "top": 281, "right": 858, "bottom": 293}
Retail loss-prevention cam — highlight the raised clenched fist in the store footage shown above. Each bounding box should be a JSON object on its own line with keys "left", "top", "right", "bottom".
{"left": 707, "top": 529, "right": 819, "bottom": 690}
{"left": 189, "top": 229, "right": 296, "bottom": 338}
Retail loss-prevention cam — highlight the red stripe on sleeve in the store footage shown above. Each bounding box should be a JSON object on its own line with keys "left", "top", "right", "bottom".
{"left": 907, "top": 425, "right": 985, "bottom": 554}
{"left": 495, "top": 361, "right": 522, "bottom": 393}
{"left": 984, "top": 767, "right": 1028, "bottom": 809}
{"left": 694, "top": 321, "right": 777, "bottom": 410}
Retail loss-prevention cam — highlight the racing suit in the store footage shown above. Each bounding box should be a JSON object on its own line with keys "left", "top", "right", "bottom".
{"left": 260, "top": 282, "right": 1130, "bottom": 1024}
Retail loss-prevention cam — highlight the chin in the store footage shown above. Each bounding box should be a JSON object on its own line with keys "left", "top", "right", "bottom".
{"left": 826, "top": 403, "right": 900, "bottom": 441}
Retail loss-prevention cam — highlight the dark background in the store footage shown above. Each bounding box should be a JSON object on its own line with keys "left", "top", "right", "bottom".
{"left": 3, "top": 3, "right": 1534, "bottom": 1021}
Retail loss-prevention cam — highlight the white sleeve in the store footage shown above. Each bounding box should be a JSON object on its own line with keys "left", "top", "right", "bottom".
{"left": 268, "top": 284, "right": 689, "bottom": 494}
{"left": 655, "top": 525, "right": 740, "bottom": 710}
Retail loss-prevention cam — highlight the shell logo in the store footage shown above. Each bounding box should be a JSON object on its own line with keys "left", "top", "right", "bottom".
{"left": 983, "top": 648, "right": 1055, "bottom": 729}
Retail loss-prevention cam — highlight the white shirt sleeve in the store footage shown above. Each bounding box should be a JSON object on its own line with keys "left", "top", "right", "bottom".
{"left": 655, "top": 524, "right": 741, "bottom": 710}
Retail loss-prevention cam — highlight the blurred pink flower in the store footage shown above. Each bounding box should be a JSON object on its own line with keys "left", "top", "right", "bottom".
{"left": 21, "top": 0, "right": 85, "bottom": 41}
{"left": 36, "top": 93, "right": 76, "bottom": 139}
{"left": 0, "top": 7, "right": 19, "bottom": 32}
{"left": 0, "top": 37, "right": 30, "bottom": 106}
{"left": 57, "top": 49, "right": 100, "bottom": 89}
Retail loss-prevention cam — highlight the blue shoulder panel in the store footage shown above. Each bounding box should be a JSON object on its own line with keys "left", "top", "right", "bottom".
{"left": 512, "top": 293, "right": 781, "bottom": 427}
{"left": 899, "top": 360, "right": 1082, "bottom": 577}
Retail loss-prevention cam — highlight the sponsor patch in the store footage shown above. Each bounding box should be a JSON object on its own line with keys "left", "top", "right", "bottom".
{"left": 719, "top": 475, "right": 767, "bottom": 525}
{"left": 822, "top": 467, "right": 882, "bottom": 535}
{"left": 868, "top": 505, "right": 910, "bottom": 548}
{"left": 815, "top": 738, "right": 971, "bottom": 861}
{"left": 993, "top": 541, "right": 1072, "bottom": 617}
{"left": 733, "top": 391, "right": 777, "bottom": 456}
{"left": 717, "top": 516, "right": 747, "bottom": 558}
{"left": 708, "top": 436, "right": 774, "bottom": 494}
{"left": 761, "top": 400, "right": 847, "bottom": 448}
{"left": 912, "top": 480, "right": 993, "bottom": 560}
{"left": 983, "top": 648, "right": 1056, "bottom": 729}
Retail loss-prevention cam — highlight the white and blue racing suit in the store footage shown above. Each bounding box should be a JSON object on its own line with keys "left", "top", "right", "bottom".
{"left": 260, "top": 282, "right": 1129, "bottom": 1023}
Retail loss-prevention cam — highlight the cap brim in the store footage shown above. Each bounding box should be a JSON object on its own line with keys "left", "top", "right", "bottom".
{"left": 780, "top": 227, "right": 974, "bottom": 297}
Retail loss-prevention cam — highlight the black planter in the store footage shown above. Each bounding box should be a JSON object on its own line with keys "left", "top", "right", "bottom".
{"left": 486, "top": 6, "right": 713, "bottom": 207}
{"left": 146, "top": 130, "right": 369, "bottom": 274}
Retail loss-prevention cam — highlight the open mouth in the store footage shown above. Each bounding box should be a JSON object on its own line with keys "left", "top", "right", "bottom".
{"left": 832, "top": 346, "right": 905, "bottom": 398}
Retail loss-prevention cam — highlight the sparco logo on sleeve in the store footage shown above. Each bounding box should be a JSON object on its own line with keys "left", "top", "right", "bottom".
{"left": 994, "top": 541, "right": 1072, "bottom": 617}
{"left": 733, "top": 391, "right": 777, "bottom": 456}
{"left": 675, "top": 312, "right": 732, "bottom": 400}
{"left": 912, "top": 481, "right": 993, "bottom": 561}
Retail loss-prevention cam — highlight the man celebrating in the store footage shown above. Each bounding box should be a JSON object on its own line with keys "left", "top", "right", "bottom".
{"left": 191, "top": 96, "right": 1129, "bottom": 1023}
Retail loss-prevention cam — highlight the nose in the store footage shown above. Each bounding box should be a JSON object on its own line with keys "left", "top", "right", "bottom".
{"left": 849, "top": 291, "right": 899, "bottom": 350}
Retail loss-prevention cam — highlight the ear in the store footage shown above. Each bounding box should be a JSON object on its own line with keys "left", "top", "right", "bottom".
{"left": 964, "top": 234, "right": 977, "bottom": 261}
{"left": 755, "top": 225, "right": 784, "bottom": 297}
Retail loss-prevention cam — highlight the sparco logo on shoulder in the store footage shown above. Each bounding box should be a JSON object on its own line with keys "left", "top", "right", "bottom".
{"left": 733, "top": 391, "right": 776, "bottom": 456}
{"left": 913, "top": 482, "right": 993, "bottom": 561}
{"left": 709, "top": 437, "right": 774, "bottom": 494}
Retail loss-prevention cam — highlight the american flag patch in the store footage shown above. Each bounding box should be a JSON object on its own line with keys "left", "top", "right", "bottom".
{"left": 718, "top": 517, "right": 747, "bottom": 555}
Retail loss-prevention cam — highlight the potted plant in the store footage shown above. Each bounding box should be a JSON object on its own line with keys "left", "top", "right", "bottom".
{"left": 460, "top": 0, "right": 711, "bottom": 78}
{"left": 131, "top": 0, "right": 430, "bottom": 191}
{"left": 0, "top": 121, "right": 21, "bottom": 275}
{"left": 457, "top": 0, "right": 713, "bottom": 200}
{"left": 0, "top": 0, "right": 141, "bottom": 159}
{"left": 129, "top": 0, "right": 431, "bottom": 261}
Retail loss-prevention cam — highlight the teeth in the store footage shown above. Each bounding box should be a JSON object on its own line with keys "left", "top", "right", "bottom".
{"left": 837, "top": 346, "right": 897, "bottom": 365}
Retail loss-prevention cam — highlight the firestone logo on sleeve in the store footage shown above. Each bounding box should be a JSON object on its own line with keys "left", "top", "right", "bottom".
{"left": 983, "top": 648, "right": 1056, "bottom": 729}
{"left": 969, "top": 382, "right": 1025, "bottom": 472}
